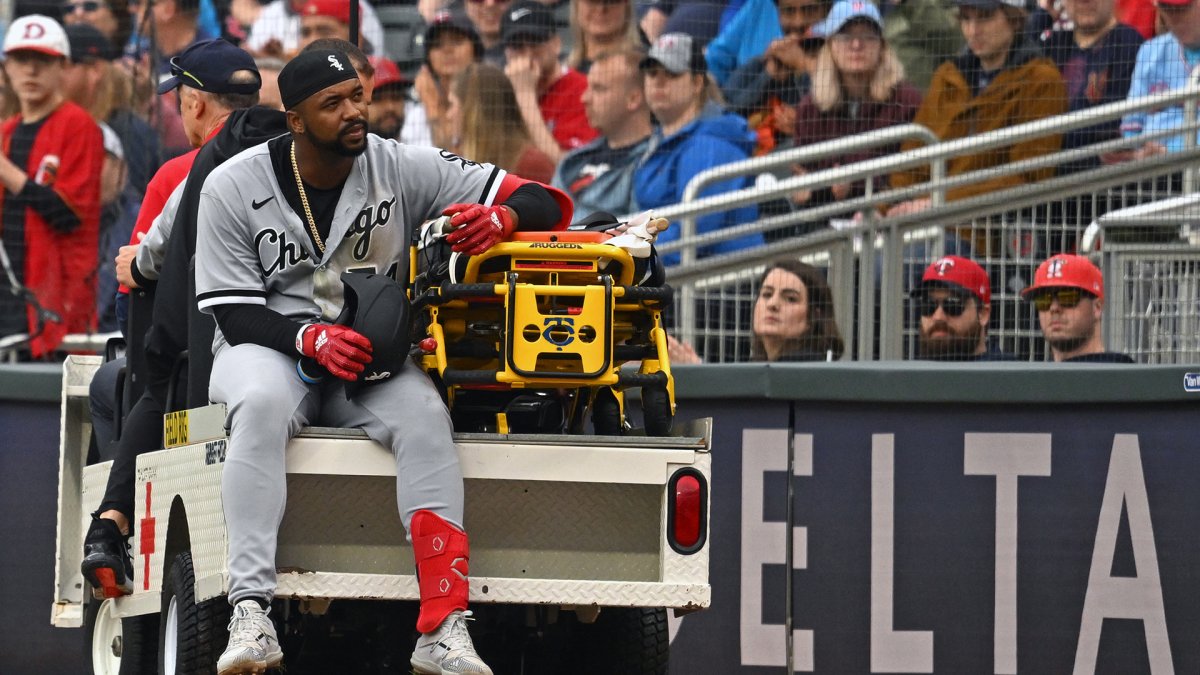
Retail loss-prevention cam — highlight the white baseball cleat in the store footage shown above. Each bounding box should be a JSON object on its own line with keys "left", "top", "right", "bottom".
{"left": 217, "top": 599, "right": 283, "bottom": 674}
{"left": 410, "top": 610, "right": 494, "bottom": 675}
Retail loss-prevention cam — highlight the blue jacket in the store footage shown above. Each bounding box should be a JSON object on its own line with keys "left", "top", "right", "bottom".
{"left": 1121, "top": 34, "right": 1200, "bottom": 153}
{"left": 552, "top": 135, "right": 654, "bottom": 222}
{"left": 634, "top": 104, "right": 762, "bottom": 265}
{"left": 705, "top": 0, "right": 782, "bottom": 87}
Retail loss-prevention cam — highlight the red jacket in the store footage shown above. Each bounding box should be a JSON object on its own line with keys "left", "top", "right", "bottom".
{"left": 116, "top": 146, "right": 200, "bottom": 294}
{"left": 0, "top": 101, "right": 103, "bottom": 356}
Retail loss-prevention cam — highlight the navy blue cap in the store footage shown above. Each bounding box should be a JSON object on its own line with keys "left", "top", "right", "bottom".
{"left": 156, "top": 39, "right": 261, "bottom": 95}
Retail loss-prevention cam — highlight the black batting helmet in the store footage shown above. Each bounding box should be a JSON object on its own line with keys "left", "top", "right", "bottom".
{"left": 335, "top": 270, "right": 413, "bottom": 397}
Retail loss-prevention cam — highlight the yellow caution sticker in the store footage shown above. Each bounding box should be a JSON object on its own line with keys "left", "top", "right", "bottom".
{"left": 163, "top": 409, "right": 189, "bottom": 448}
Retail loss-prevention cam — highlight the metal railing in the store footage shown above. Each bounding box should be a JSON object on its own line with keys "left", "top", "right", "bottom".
{"left": 658, "top": 71, "right": 1200, "bottom": 362}
{"left": 1082, "top": 194, "right": 1200, "bottom": 364}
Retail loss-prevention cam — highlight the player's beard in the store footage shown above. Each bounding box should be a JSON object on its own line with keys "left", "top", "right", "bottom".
{"left": 312, "top": 120, "right": 370, "bottom": 157}
{"left": 919, "top": 320, "right": 982, "bottom": 360}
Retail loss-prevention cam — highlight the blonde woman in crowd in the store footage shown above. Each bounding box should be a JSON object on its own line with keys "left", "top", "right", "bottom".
{"left": 449, "top": 63, "right": 557, "bottom": 183}
{"left": 777, "top": 0, "right": 920, "bottom": 239}
{"left": 567, "top": 0, "right": 643, "bottom": 73}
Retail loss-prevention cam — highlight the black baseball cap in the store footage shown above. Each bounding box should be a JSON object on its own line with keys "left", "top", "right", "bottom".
{"left": 424, "top": 9, "right": 483, "bottom": 57}
{"left": 156, "top": 39, "right": 261, "bottom": 95}
{"left": 277, "top": 48, "right": 359, "bottom": 110}
{"left": 65, "top": 23, "right": 114, "bottom": 62}
{"left": 501, "top": 1, "right": 557, "bottom": 47}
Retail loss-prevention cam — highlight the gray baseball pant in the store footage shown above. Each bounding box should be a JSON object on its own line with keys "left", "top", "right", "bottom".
{"left": 209, "top": 343, "right": 464, "bottom": 606}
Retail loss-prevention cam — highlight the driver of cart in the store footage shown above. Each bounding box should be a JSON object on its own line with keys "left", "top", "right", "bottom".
{"left": 192, "top": 49, "right": 570, "bottom": 675}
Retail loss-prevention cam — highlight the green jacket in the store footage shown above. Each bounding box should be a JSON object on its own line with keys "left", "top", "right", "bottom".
{"left": 883, "top": 0, "right": 965, "bottom": 90}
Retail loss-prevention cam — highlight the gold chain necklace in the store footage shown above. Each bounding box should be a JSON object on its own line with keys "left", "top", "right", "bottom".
{"left": 290, "top": 139, "right": 326, "bottom": 255}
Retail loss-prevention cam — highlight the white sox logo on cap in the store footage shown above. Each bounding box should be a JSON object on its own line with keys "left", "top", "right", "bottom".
{"left": 328, "top": 54, "right": 344, "bottom": 71}
{"left": 934, "top": 257, "right": 955, "bottom": 275}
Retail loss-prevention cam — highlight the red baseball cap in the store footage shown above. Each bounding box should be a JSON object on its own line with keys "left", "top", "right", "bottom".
{"left": 915, "top": 255, "right": 991, "bottom": 305}
{"left": 299, "top": 0, "right": 357, "bottom": 24}
{"left": 1022, "top": 254, "right": 1104, "bottom": 300}
{"left": 368, "top": 55, "right": 407, "bottom": 90}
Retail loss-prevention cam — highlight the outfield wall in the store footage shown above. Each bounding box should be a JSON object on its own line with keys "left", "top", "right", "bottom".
{"left": 3, "top": 363, "right": 1197, "bottom": 674}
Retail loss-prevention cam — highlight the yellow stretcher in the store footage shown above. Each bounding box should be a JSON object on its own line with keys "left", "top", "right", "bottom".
{"left": 410, "top": 230, "right": 675, "bottom": 436}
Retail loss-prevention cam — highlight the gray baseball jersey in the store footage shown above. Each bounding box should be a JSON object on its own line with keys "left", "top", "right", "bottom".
{"left": 198, "top": 134, "right": 502, "bottom": 606}
{"left": 195, "top": 134, "right": 506, "bottom": 337}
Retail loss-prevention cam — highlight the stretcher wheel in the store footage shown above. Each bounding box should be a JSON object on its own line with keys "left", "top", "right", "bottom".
{"left": 591, "top": 387, "right": 624, "bottom": 436}
{"left": 640, "top": 385, "right": 673, "bottom": 437}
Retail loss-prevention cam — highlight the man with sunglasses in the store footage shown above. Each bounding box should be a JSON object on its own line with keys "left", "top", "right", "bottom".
{"left": 911, "top": 255, "right": 1013, "bottom": 361}
{"left": 1022, "top": 253, "right": 1133, "bottom": 363}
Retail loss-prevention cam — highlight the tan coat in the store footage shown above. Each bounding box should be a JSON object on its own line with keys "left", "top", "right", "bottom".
{"left": 891, "top": 44, "right": 1068, "bottom": 203}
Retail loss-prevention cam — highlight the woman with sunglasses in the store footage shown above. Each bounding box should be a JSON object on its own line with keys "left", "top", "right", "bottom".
{"left": 1021, "top": 254, "right": 1133, "bottom": 363}
{"left": 669, "top": 259, "right": 844, "bottom": 363}
{"left": 777, "top": 0, "right": 920, "bottom": 240}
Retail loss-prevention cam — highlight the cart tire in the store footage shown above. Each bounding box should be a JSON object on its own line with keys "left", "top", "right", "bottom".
{"left": 159, "top": 551, "right": 230, "bottom": 675}
{"left": 640, "top": 386, "right": 673, "bottom": 437}
{"left": 573, "top": 607, "right": 668, "bottom": 675}
{"left": 84, "top": 596, "right": 158, "bottom": 675}
{"left": 591, "top": 387, "right": 624, "bottom": 435}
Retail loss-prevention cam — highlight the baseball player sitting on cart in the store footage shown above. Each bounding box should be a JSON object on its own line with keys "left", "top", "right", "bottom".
{"left": 194, "top": 49, "right": 570, "bottom": 675}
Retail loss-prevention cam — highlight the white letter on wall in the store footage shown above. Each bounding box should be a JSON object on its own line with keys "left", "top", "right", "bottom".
{"left": 964, "top": 433, "right": 1052, "bottom": 675}
{"left": 740, "top": 429, "right": 815, "bottom": 671}
{"left": 1073, "top": 435, "right": 1174, "bottom": 675}
{"left": 871, "top": 434, "right": 933, "bottom": 673}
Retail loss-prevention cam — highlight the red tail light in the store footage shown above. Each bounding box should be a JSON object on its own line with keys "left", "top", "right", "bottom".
{"left": 668, "top": 469, "right": 707, "bottom": 554}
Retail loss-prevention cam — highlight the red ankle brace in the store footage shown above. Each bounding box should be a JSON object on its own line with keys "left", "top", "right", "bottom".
{"left": 411, "top": 510, "right": 470, "bottom": 633}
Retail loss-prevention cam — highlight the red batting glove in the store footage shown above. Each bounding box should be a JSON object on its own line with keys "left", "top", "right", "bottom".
{"left": 298, "top": 324, "right": 373, "bottom": 381}
{"left": 441, "top": 203, "right": 515, "bottom": 255}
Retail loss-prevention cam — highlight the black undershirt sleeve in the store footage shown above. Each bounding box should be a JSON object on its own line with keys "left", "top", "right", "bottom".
{"left": 503, "top": 183, "right": 560, "bottom": 231}
{"left": 213, "top": 304, "right": 306, "bottom": 356}
{"left": 19, "top": 182, "right": 81, "bottom": 234}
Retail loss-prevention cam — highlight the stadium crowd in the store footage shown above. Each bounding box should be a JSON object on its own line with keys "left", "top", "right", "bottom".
{"left": 0, "top": 0, "right": 1194, "bottom": 361}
